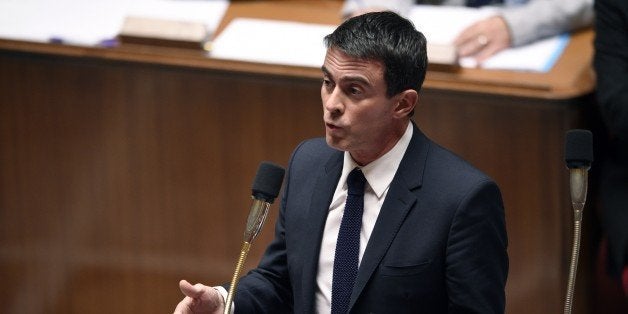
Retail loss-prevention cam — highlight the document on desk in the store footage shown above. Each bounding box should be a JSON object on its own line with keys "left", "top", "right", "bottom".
{"left": 408, "top": 5, "right": 570, "bottom": 72}
{"left": 0, "top": 0, "right": 228, "bottom": 46}
{"left": 210, "top": 17, "right": 457, "bottom": 67}
{"left": 210, "top": 18, "right": 336, "bottom": 68}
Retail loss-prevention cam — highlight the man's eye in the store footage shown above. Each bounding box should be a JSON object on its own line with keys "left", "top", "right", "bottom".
{"left": 350, "top": 87, "right": 362, "bottom": 95}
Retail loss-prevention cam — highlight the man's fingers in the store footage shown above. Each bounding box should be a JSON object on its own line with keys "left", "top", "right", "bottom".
{"left": 454, "top": 16, "right": 511, "bottom": 60}
{"left": 456, "top": 37, "right": 486, "bottom": 57}
{"left": 474, "top": 43, "right": 502, "bottom": 64}
{"left": 173, "top": 297, "right": 194, "bottom": 314}
{"left": 176, "top": 280, "right": 223, "bottom": 314}
{"left": 453, "top": 23, "right": 486, "bottom": 57}
{"left": 179, "top": 279, "right": 204, "bottom": 298}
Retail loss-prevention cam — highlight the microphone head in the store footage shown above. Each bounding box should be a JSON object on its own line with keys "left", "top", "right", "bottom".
{"left": 565, "top": 129, "right": 593, "bottom": 169}
{"left": 251, "top": 162, "right": 285, "bottom": 203}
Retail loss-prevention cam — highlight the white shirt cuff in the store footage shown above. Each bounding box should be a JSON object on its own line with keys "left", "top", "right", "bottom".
{"left": 213, "top": 286, "right": 233, "bottom": 314}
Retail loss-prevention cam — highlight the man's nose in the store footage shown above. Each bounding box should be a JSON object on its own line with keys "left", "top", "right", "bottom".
{"left": 324, "top": 89, "right": 344, "bottom": 115}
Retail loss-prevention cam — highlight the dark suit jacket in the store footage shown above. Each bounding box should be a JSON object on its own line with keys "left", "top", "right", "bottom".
{"left": 231, "top": 123, "right": 508, "bottom": 313}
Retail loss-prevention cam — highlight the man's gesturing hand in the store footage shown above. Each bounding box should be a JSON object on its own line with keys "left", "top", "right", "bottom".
{"left": 173, "top": 280, "right": 225, "bottom": 314}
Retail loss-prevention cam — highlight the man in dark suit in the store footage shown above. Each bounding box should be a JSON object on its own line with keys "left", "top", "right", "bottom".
{"left": 174, "top": 11, "right": 508, "bottom": 314}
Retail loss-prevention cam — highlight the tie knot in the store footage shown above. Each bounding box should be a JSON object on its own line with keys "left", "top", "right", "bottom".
{"left": 347, "top": 167, "right": 366, "bottom": 196}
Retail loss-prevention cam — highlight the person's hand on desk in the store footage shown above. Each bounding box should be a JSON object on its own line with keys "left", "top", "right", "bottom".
{"left": 173, "top": 280, "right": 224, "bottom": 314}
{"left": 453, "top": 15, "right": 512, "bottom": 64}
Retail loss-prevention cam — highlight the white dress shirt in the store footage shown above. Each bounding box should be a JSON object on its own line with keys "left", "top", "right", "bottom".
{"left": 314, "top": 123, "right": 413, "bottom": 313}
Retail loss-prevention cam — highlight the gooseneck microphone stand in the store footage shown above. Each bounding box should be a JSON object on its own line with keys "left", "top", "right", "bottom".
{"left": 563, "top": 166, "right": 588, "bottom": 314}
{"left": 224, "top": 197, "right": 271, "bottom": 314}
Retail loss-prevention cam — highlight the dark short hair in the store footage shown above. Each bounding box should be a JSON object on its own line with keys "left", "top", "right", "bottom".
{"left": 324, "top": 11, "right": 428, "bottom": 98}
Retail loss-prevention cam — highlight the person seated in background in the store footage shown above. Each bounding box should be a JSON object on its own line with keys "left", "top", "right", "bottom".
{"left": 342, "top": 0, "right": 593, "bottom": 64}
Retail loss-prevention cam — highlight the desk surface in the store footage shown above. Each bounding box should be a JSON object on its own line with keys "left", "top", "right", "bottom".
{"left": 0, "top": 0, "right": 595, "bottom": 100}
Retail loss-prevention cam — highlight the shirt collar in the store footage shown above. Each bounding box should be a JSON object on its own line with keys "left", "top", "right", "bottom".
{"left": 340, "top": 122, "right": 413, "bottom": 198}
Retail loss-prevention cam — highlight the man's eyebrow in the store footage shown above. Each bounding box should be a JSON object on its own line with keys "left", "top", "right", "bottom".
{"left": 341, "top": 75, "right": 370, "bottom": 86}
{"left": 321, "top": 66, "right": 371, "bottom": 86}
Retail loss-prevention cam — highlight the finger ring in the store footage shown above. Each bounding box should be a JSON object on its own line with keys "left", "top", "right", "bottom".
{"left": 477, "top": 35, "right": 488, "bottom": 46}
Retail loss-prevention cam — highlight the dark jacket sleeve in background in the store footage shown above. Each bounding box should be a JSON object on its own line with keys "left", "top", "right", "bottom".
{"left": 593, "top": 0, "right": 628, "bottom": 278}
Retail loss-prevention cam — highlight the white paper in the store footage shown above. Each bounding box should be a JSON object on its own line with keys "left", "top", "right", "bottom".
{"left": 459, "top": 34, "right": 570, "bottom": 72}
{"left": 0, "top": 0, "right": 229, "bottom": 46}
{"left": 210, "top": 18, "right": 336, "bottom": 68}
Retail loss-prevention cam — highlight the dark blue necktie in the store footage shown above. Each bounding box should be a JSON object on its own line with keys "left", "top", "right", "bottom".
{"left": 466, "top": 0, "right": 502, "bottom": 8}
{"left": 331, "top": 167, "right": 367, "bottom": 314}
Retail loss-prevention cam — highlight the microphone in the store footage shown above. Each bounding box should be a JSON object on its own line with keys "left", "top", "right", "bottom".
{"left": 565, "top": 129, "right": 594, "bottom": 217}
{"left": 563, "top": 129, "right": 593, "bottom": 314}
{"left": 224, "top": 162, "right": 285, "bottom": 314}
{"left": 244, "top": 162, "right": 285, "bottom": 243}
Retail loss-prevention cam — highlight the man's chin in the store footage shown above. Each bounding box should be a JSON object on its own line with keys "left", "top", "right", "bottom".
{"left": 325, "top": 136, "right": 348, "bottom": 152}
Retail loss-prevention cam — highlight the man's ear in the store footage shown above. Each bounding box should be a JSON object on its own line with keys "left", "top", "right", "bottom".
{"left": 393, "top": 89, "right": 418, "bottom": 118}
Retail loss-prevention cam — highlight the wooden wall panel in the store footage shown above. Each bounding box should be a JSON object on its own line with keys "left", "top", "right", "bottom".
{"left": 0, "top": 51, "right": 324, "bottom": 313}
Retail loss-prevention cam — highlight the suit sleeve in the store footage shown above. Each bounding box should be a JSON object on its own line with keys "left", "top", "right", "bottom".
{"left": 500, "top": 0, "right": 593, "bottom": 47}
{"left": 445, "top": 179, "right": 508, "bottom": 313}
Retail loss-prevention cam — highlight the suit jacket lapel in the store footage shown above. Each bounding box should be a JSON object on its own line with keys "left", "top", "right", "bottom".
{"left": 349, "top": 123, "right": 430, "bottom": 310}
{"left": 300, "top": 152, "right": 343, "bottom": 313}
